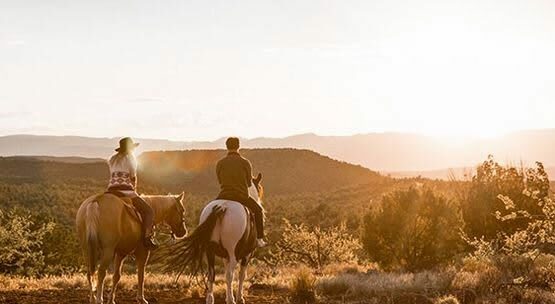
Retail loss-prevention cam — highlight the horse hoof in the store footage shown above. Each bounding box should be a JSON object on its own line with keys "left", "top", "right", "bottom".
{"left": 238, "top": 297, "right": 246, "bottom": 304}
{"left": 136, "top": 298, "right": 148, "bottom": 304}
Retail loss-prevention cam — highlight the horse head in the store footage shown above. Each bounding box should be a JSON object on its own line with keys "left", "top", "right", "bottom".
{"left": 164, "top": 192, "right": 188, "bottom": 239}
{"left": 250, "top": 172, "right": 264, "bottom": 203}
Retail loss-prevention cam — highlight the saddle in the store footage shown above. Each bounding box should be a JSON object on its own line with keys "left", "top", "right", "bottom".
{"left": 105, "top": 190, "right": 143, "bottom": 223}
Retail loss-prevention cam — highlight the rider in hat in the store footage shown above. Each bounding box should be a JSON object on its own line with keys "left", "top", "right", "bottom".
{"left": 107, "top": 137, "right": 158, "bottom": 249}
{"left": 216, "top": 137, "right": 266, "bottom": 247}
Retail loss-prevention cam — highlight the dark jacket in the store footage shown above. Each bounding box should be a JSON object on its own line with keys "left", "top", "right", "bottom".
{"left": 216, "top": 152, "right": 252, "bottom": 201}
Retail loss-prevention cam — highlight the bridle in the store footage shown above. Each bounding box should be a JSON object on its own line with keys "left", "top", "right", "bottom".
{"left": 156, "top": 196, "right": 186, "bottom": 244}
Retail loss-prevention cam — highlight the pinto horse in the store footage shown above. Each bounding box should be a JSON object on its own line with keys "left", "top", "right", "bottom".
{"left": 165, "top": 173, "right": 263, "bottom": 304}
{"left": 76, "top": 193, "right": 188, "bottom": 304}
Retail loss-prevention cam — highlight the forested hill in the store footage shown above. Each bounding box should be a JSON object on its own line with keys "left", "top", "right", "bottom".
{"left": 139, "top": 149, "right": 387, "bottom": 195}
{"left": 0, "top": 156, "right": 107, "bottom": 183}
{"left": 0, "top": 149, "right": 388, "bottom": 195}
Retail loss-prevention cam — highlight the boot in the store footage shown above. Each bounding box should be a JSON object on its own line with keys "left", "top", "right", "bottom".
{"left": 256, "top": 238, "right": 267, "bottom": 248}
{"left": 144, "top": 229, "right": 159, "bottom": 250}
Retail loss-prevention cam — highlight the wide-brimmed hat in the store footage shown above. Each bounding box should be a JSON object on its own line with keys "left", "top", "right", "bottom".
{"left": 115, "top": 137, "right": 140, "bottom": 152}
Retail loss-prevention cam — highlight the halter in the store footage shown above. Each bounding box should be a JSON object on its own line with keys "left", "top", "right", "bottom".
{"left": 157, "top": 196, "right": 186, "bottom": 244}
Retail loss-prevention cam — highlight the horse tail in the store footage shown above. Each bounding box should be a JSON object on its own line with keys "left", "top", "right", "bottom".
{"left": 160, "top": 205, "right": 225, "bottom": 278}
{"left": 84, "top": 200, "right": 100, "bottom": 275}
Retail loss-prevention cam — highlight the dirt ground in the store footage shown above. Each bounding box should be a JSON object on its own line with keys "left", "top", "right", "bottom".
{"left": 0, "top": 289, "right": 286, "bottom": 304}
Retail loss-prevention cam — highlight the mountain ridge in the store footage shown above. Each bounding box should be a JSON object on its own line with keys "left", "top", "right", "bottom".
{"left": 2, "top": 129, "right": 555, "bottom": 172}
{"left": 0, "top": 148, "right": 386, "bottom": 196}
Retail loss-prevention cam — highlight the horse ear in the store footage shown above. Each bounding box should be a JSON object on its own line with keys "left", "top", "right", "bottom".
{"left": 254, "top": 173, "right": 262, "bottom": 183}
{"left": 176, "top": 192, "right": 185, "bottom": 203}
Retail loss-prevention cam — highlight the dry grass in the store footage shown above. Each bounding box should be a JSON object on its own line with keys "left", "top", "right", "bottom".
{"left": 290, "top": 266, "right": 317, "bottom": 303}
{"left": 0, "top": 273, "right": 189, "bottom": 291}
{"left": 3, "top": 258, "right": 555, "bottom": 304}
{"left": 0, "top": 272, "right": 240, "bottom": 299}
{"left": 451, "top": 257, "right": 503, "bottom": 294}
{"left": 435, "top": 295, "right": 460, "bottom": 304}
{"left": 318, "top": 268, "right": 455, "bottom": 299}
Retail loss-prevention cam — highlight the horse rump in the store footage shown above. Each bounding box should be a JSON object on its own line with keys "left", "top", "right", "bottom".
{"left": 157, "top": 205, "right": 225, "bottom": 278}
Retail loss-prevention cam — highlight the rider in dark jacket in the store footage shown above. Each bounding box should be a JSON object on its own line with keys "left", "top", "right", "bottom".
{"left": 216, "top": 137, "right": 266, "bottom": 247}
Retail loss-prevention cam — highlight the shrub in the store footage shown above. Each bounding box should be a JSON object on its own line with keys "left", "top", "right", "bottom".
{"left": 362, "top": 187, "right": 463, "bottom": 271}
{"left": 528, "top": 254, "right": 555, "bottom": 287}
{"left": 0, "top": 208, "right": 54, "bottom": 276}
{"left": 290, "top": 266, "right": 317, "bottom": 303}
{"left": 459, "top": 156, "right": 549, "bottom": 240}
{"left": 269, "top": 219, "right": 362, "bottom": 269}
{"left": 451, "top": 257, "right": 503, "bottom": 294}
{"left": 461, "top": 161, "right": 555, "bottom": 290}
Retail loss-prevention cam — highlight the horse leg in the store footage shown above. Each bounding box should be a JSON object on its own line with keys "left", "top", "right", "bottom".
{"left": 96, "top": 249, "right": 114, "bottom": 304}
{"left": 205, "top": 247, "right": 216, "bottom": 304}
{"left": 108, "top": 253, "right": 126, "bottom": 304}
{"left": 236, "top": 258, "right": 249, "bottom": 304}
{"left": 88, "top": 270, "right": 97, "bottom": 304}
{"left": 135, "top": 248, "right": 150, "bottom": 304}
{"left": 84, "top": 248, "right": 97, "bottom": 304}
{"left": 224, "top": 255, "right": 238, "bottom": 304}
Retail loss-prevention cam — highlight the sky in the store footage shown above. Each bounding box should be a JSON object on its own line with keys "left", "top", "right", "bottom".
{"left": 1, "top": 0, "right": 555, "bottom": 141}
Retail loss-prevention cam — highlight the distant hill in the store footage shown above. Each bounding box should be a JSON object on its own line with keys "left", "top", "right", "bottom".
{"left": 6, "top": 155, "right": 105, "bottom": 164}
{"left": 139, "top": 149, "right": 386, "bottom": 195}
{"left": 0, "top": 156, "right": 107, "bottom": 183}
{"left": 0, "top": 149, "right": 387, "bottom": 195}
{"left": 2, "top": 129, "right": 555, "bottom": 172}
{"left": 0, "top": 135, "right": 187, "bottom": 159}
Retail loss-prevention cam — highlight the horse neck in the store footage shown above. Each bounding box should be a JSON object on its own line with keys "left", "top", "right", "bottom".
{"left": 248, "top": 185, "right": 261, "bottom": 204}
{"left": 142, "top": 196, "right": 174, "bottom": 224}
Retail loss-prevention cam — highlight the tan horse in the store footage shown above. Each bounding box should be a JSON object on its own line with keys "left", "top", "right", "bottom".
{"left": 76, "top": 193, "right": 188, "bottom": 304}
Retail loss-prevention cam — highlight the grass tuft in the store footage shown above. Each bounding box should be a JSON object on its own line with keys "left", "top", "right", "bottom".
{"left": 290, "top": 266, "right": 317, "bottom": 304}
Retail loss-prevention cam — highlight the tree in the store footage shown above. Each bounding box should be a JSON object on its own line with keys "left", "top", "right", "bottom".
{"left": 459, "top": 156, "right": 549, "bottom": 240}
{"left": 362, "top": 187, "right": 462, "bottom": 271}
{"left": 0, "top": 209, "right": 54, "bottom": 276}
{"left": 464, "top": 162, "right": 554, "bottom": 258}
{"left": 269, "top": 219, "right": 362, "bottom": 269}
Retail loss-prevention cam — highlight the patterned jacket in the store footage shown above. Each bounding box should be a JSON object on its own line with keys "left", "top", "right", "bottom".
{"left": 107, "top": 152, "right": 138, "bottom": 191}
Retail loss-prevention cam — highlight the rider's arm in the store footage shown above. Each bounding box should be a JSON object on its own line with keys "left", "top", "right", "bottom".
{"left": 245, "top": 159, "right": 253, "bottom": 187}
{"left": 216, "top": 160, "right": 223, "bottom": 184}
